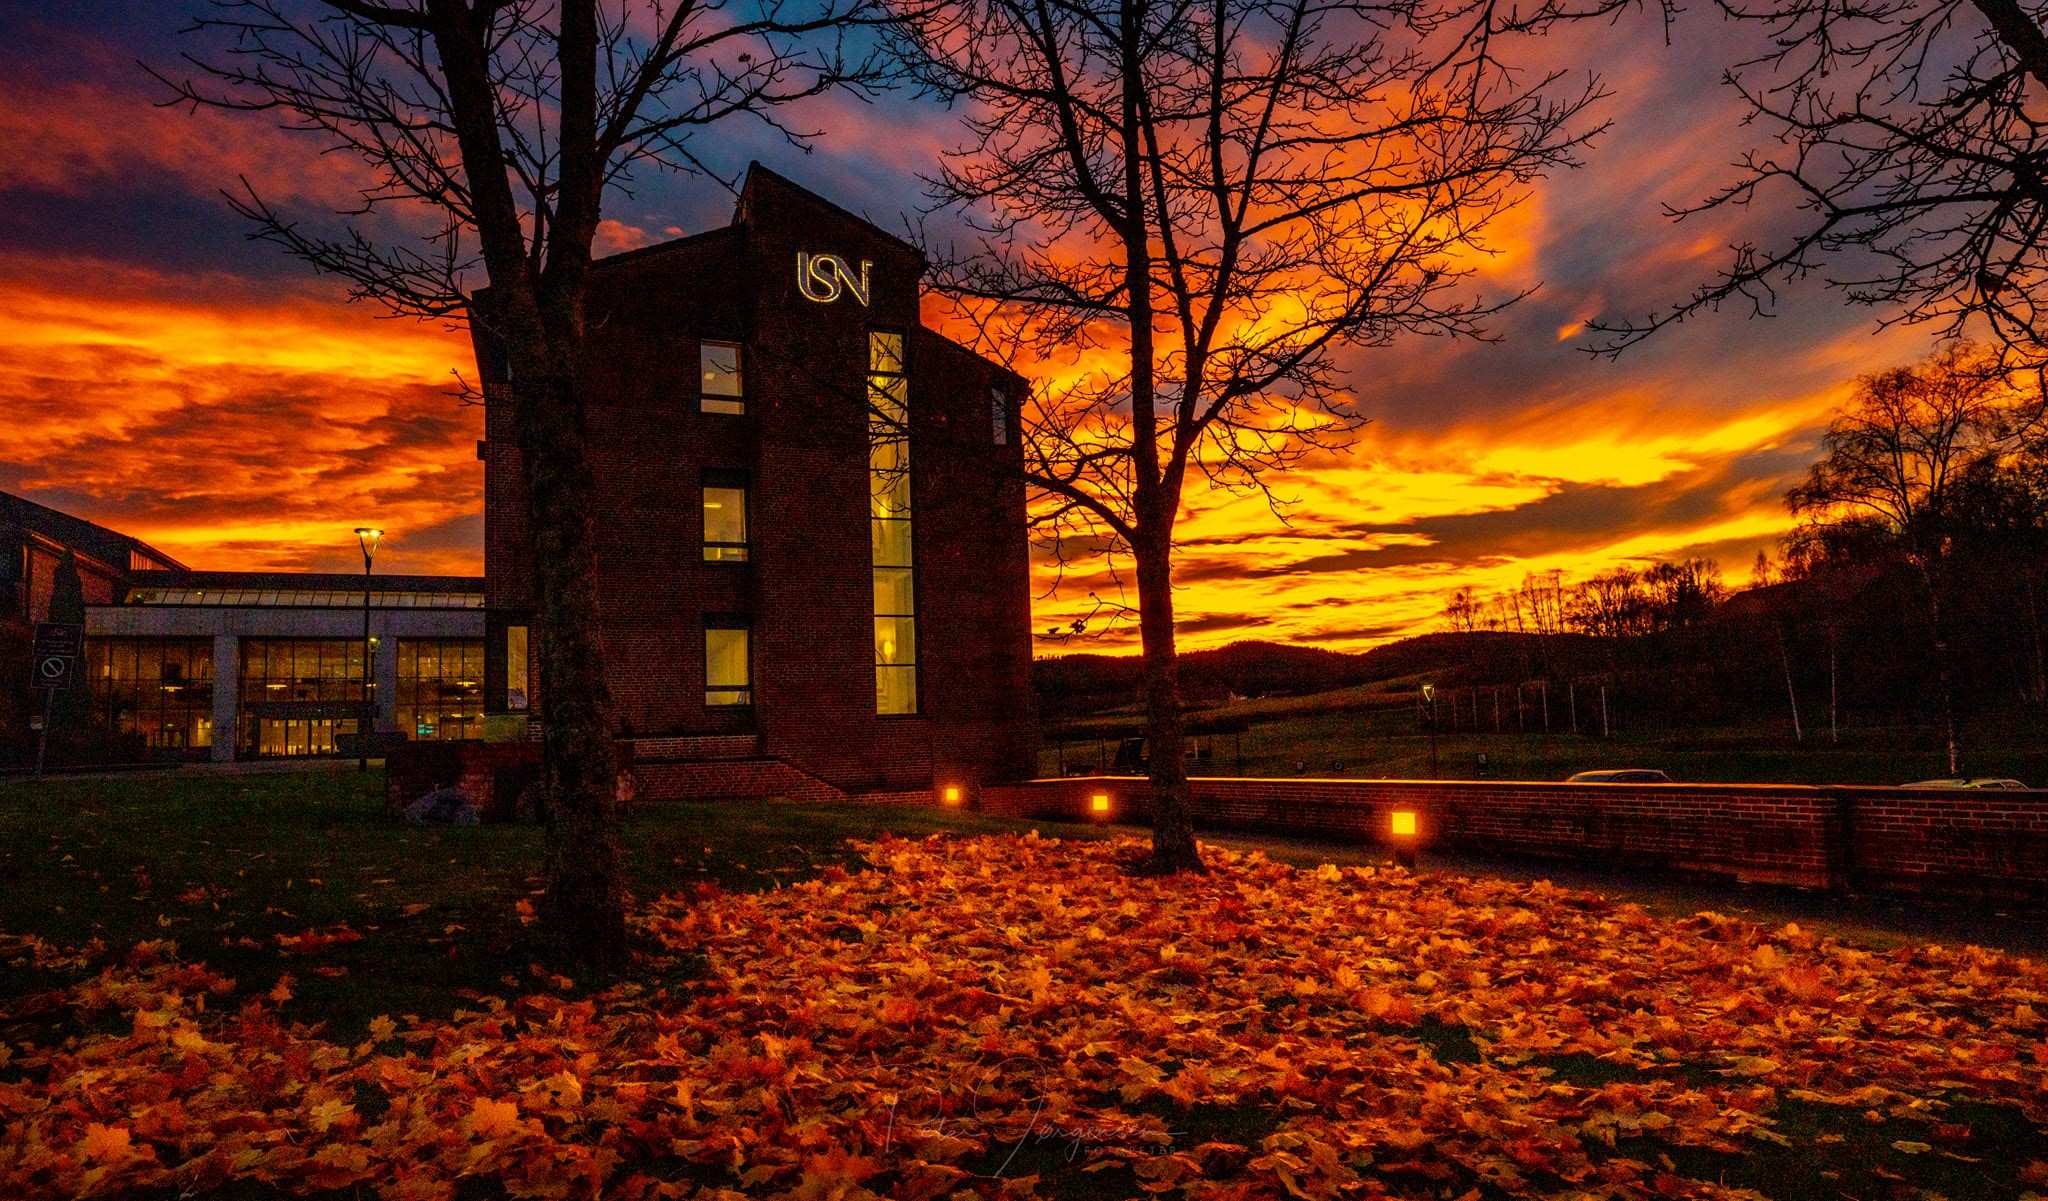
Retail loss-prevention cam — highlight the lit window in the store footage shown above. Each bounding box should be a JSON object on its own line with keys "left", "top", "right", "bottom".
{"left": 700, "top": 341, "right": 743, "bottom": 414}
{"left": 705, "top": 625, "right": 752, "bottom": 707}
{"left": 703, "top": 482, "right": 749, "bottom": 562}
{"left": 869, "top": 330, "right": 916, "bottom": 715}
{"left": 506, "top": 625, "right": 529, "bottom": 711}
{"left": 991, "top": 386, "right": 1009, "bottom": 445}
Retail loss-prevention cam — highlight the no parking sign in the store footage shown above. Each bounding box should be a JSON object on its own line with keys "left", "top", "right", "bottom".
{"left": 35, "top": 654, "right": 76, "bottom": 690}
{"left": 31, "top": 622, "right": 80, "bottom": 691}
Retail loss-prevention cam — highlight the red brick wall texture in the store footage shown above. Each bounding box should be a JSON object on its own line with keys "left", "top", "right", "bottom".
{"left": 389, "top": 734, "right": 2045, "bottom": 900}
{"left": 476, "top": 166, "right": 1037, "bottom": 796}
{"left": 981, "top": 776, "right": 2048, "bottom": 899}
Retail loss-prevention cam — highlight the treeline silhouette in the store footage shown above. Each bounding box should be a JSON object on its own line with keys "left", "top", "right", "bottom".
{"left": 1037, "top": 642, "right": 1378, "bottom": 716}
{"left": 1039, "top": 345, "right": 2048, "bottom": 754}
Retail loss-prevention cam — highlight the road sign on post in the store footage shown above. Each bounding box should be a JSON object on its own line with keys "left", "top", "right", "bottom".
{"left": 31, "top": 621, "right": 82, "bottom": 779}
{"left": 30, "top": 622, "right": 80, "bottom": 692}
{"left": 32, "top": 622, "right": 83, "bottom": 659}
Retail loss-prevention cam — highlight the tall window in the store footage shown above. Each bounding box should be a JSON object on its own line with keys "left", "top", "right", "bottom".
{"left": 700, "top": 340, "right": 743, "bottom": 414}
{"left": 705, "top": 624, "right": 752, "bottom": 707}
{"left": 869, "top": 331, "right": 917, "bottom": 714}
{"left": 991, "top": 385, "right": 1010, "bottom": 445}
{"left": 702, "top": 473, "right": 749, "bottom": 562}
{"left": 505, "top": 625, "right": 529, "bottom": 710}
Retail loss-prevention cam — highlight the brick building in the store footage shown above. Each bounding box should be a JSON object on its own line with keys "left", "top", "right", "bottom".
{"left": 474, "top": 166, "right": 1037, "bottom": 800}
{"left": 2, "top": 491, "right": 184, "bottom": 766}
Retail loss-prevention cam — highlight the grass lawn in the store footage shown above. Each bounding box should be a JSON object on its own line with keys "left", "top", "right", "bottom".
{"left": 1045, "top": 700, "right": 2048, "bottom": 787}
{"left": 3, "top": 772, "right": 2047, "bottom": 1200}
{"left": 0, "top": 770, "right": 1070, "bottom": 1038}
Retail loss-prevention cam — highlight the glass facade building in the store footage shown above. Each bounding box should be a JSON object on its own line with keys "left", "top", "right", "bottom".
{"left": 81, "top": 571, "right": 486, "bottom": 761}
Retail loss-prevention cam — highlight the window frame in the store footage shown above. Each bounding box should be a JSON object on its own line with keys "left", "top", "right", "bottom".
{"left": 699, "top": 339, "right": 744, "bottom": 415}
{"left": 703, "top": 620, "right": 753, "bottom": 708}
{"left": 991, "top": 384, "right": 1011, "bottom": 445}
{"left": 868, "top": 329, "right": 919, "bottom": 716}
{"left": 701, "top": 469, "right": 750, "bottom": 563}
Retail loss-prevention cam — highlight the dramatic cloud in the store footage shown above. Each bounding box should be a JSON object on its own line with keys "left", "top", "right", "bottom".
{"left": 0, "top": 256, "right": 480, "bottom": 575}
{"left": 0, "top": 3, "right": 1962, "bottom": 652}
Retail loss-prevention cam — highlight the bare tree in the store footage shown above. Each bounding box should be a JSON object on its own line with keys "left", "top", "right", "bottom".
{"left": 1442, "top": 587, "right": 1481, "bottom": 633}
{"left": 158, "top": 0, "right": 895, "bottom": 967}
{"left": 1786, "top": 343, "right": 2041, "bottom": 770}
{"left": 1518, "top": 569, "right": 1569, "bottom": 635}
{"left": 1589, "top": 0, "right": 2048, "bottom": 360}
{"left": 1568, "top": 566, "right": 1646, "bottom": 637}
{"left": 892, "top": 0, "right": 1601, "bottom": 871}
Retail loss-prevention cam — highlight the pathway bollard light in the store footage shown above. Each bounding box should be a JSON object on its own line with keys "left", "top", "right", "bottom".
{"left": 1389, "top": 808, "right": 1420, "bottom": 868}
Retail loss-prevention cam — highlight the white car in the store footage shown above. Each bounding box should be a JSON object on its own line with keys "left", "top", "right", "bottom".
{"left": 1565, "top": 769, "right": 1673, "bottom": 784}
{"left": 1900, "top": 777, "right": 2028, "bottom": 789}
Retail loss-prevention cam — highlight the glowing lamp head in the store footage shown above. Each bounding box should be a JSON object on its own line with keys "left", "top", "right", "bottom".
{"left": 1090, "top": 793, "right": 1112, "bottom": 814}
{"left": 942, "top": 785, "right": 962, "bottom": 805}
{"left": 1390, "top": 809, "right": 1418, "bottom": 838}
{"left": 354, "top": 527, "right": 383, "bottom": 555}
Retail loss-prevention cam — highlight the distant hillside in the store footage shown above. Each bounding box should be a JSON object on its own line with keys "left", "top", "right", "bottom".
{"left": 1038, "top": 633, "right": 1589, "bottom": 715}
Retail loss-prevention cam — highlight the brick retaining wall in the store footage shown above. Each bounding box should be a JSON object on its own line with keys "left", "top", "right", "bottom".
{"left": 385, "top": 741, "right": 543, "bottom": 822}
{"left": 387, "top": 739, "right": 938, "bottom": 816}
{"left": 386, "top": 741, "right": 2047, "bottom": 899}
{"left": 982, "top": 776, "right": 2048, "bottom": 898}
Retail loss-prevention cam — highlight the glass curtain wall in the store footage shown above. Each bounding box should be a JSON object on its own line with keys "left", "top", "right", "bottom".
{"left": 238, "top": 638, "right": 365, "bottom": 756}
{"left": 396, "top": 639, "right": 485, "bottom": 741}
{"left": 869, "top": 331, "right": 918, "bottom": 714}
{"left": 87, "top": 637, "right": 215, "bottom": 752}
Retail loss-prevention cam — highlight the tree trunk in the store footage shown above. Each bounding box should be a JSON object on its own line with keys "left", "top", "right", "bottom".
{"left": 514, "top": 364, "right": 625, "bottom": 970}
{"left": 1917, "top": 557, "right": 1961, "bottom": 775}
{"left": 1135, "top": 530, "right": 1201, "bottom": 874}
{"left": 422, "top": 0, "right": 622, "bottom": 970}
{"left": 1778, "top": 630, "right": 1802, "bottom": 742}
{"left": 1828, "top": 622, "right": 1839, "bottom": 744}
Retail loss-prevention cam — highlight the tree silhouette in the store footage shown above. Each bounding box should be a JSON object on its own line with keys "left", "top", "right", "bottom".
{"left": 159, "top": 0, "right": 896, "bottom": 966}
{"left": 1591, "top": 0, "right": 2048, "bottom": 360}
{"left": 894, "top": 0, "right": 1602, "bottom": 871}
{"left": 1786, "top": 344, "right": 2044, "bottom": 770}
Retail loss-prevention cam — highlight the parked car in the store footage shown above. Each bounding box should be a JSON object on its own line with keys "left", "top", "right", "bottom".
{"left": 1565, "top": 769, "right": 1674, "bottom": 784}
{"left": 1899, "top": 777, "right": 2029, "bottom": 789}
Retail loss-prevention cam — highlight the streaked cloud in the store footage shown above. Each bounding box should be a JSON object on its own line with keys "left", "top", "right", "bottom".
{"left": 0, "top": 256, "right": 480, "bottom": 576}
{"left": 0, "top": 3, "right": 1971, "bottom": 654}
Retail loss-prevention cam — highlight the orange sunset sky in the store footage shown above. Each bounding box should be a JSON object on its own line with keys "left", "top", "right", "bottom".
{"left": 0, "top": 5, "right": 1942, "bottom": 653}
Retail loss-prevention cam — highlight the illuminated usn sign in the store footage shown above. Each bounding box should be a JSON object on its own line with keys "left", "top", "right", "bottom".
{"left": 797, "top": 252, "right": 872, "bottom": 306}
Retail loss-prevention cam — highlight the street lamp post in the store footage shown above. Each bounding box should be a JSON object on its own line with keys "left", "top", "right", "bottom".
{"left": 1422, "top": 683, "right": 1438, "bottom": 779}
{"left": 354, "top": 528, "right": 382, "bottom": 773}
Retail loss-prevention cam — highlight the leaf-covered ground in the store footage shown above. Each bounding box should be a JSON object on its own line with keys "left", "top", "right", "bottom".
{"left": 3, "top": 832, "right": 2047, "bottom": 1200}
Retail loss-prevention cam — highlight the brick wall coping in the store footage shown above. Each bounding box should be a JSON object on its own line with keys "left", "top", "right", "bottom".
{"left": 979, "top": 775, "right": 2048, "bottom": 899}
{"left": 1029, "top": 774, "right": 2043, "bottom": 795}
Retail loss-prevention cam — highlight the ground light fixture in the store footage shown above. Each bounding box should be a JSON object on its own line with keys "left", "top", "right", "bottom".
{"left": 1090, "top": 792, "right": 1112, "bottom": 816}
{"left": 942, "top": 785, "right": 962, "bottom": 805}
{"left": 1389, "top": 807, "right": 1420, "bottom": 868}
